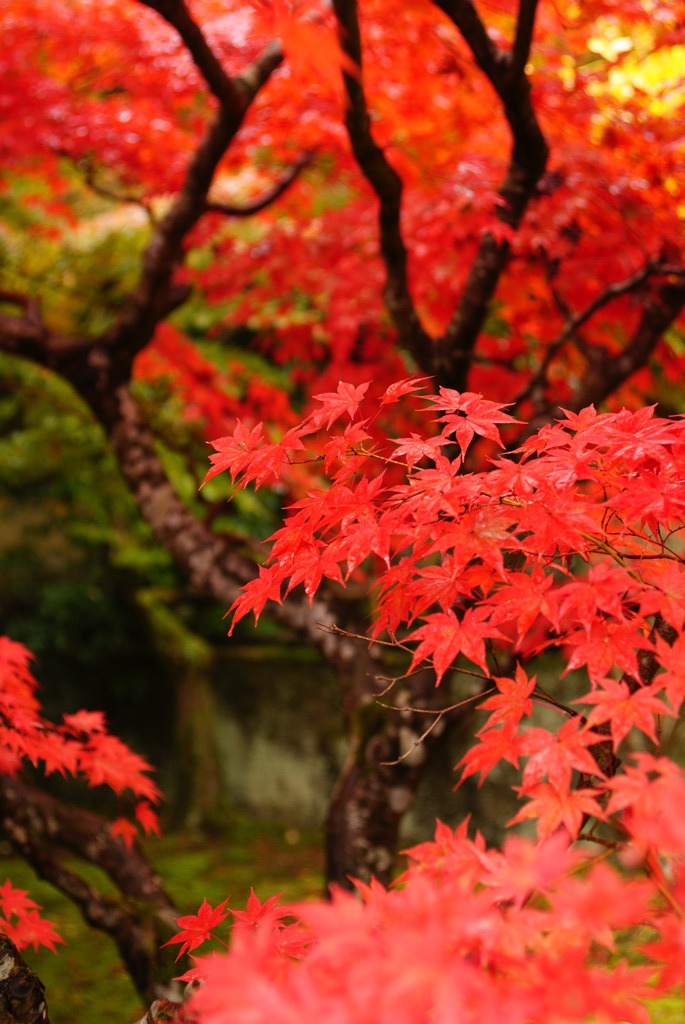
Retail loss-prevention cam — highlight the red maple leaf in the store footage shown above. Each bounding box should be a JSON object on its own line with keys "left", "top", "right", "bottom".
{"left": 311, "top": 381, "right": 370, "bottom": 429}
{"left": 604, "top": 755, "right": 685, "bottom": 855}
{"left": 135, "top": 801, "right": 161, "bottom": 837}
{"left": 203, "top": 421, "right": 266, "bottom": 486}
{"left": 111, "top": 817, "right": 139, "bottom": 849}
{"left": 578, "top": 679, "right": 670, "bottom": 747}
{"left": 379, "top": 377, "right": 430, "bottom": 405}
{"left": 231, "top": 889, "right": 285, "bottom": 928}
{"left": 0, "top": 881, "right": 38, "bottom": 920}
{"left": 430, "top": 389, "right": 517, "bottom": 455}
{"left": 61, "top": 710, "right": 107, "bottom": 735}
{"left": 227, "top": 565, "right": 285, "bottom": 632}
{"left": 82, "top": 733, "right": 160, "bottom": 801}
{"left": 164, "top": 898, "right": 231, "bottom": 960}
{"left": 486, "top": 567, "right": 559, "bottom": 642}
{"left": 408, "top": 606, "right": 503, "bottom": 682}
{"left": 479, "top": 664, "right": 536, "bottom": 729}
{"left": 555, "top": 561, "right": 633, "bottom": 630}
{"left": 509, "top": 782, "right": 606, "bottom": 839}
{"left": 2, "top": 910, "right": 65, "bottom": 953}
{"left": 564, "top": 621, "right": 654, "bottom": 686}
{"left": 655, "top": 632, "right": 685, "bottom": 713}
{"left": 393, "top": 432, "right": 449, "bottom": 469}
{"left": 519, "top": 718, "right": 606, "bottom": 791}
{"left": 638, "top": 561, "right": 685, "bottom": 634}
{"left": 457, "top": 721, "right": 523, "bottom": 786}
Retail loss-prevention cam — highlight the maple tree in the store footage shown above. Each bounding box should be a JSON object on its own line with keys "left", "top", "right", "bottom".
{"left": 1, "top": 0, "right": 685, "bottom": 1009}
{"left": 155, "top": 384, "right": 685, "bottom": 1024}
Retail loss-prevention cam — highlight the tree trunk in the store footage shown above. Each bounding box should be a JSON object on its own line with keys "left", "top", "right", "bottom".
{"left": 0, "top": 933, "right": 49, "bottom": 1024}
{"left": 324, "top": 624, "right": 449, "bottom": 889}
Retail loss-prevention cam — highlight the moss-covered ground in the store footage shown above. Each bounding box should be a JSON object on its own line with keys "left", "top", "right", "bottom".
{"left": 0, "top": 815, "right": 324, "bottom": 1024}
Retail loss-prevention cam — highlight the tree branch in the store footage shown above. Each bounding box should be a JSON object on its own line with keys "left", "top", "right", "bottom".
{"left": 510, "top": 0, "right": 539, "bottom": 81}
{"left": 104, "top": 9, "right": 282, "bottom": 376}
{"left": 434, "top": 0, "right": 507, "bottom": 86}
{"left": 80, "top": 164, "right": 155, "bottom": 221}
{"left": 512, "top": 260, "right": 659, "bottom": 414}
{"left": 512, "top": 277, "right": 685, "bottom": 442}
{"left": 567, "top": 280, "right": 685, "bottom": 411}
{"left": 0, "top": 303, "right": 372, "bottom": 677}
{"left": 206, "top": 151, "right": 314, "bottom": 217}
{"left": 432, "top": 0, "right": 549, "bottom": 390}
{"left": 138, "top": 0, "right": 260, "bottom": 113}
{"left": 0, "top": 776, "right": 179, "bottom": 1005}
{"left": 332, "top": 0, "right": 433, "bottom": 368}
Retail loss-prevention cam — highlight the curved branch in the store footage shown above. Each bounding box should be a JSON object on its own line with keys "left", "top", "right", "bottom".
{"left": 107, "top": 38, "right": 283, "bottom": 372}
{"left": 512, "top": 260, "right": 659, "bottom": 414}
{"left": 206, "top": 150, "right": 314, "bottom": 218}
{"left": 81, "top": 164, "right": 155, "bottom": 221}
{"left": 98, "top": 0, "right": 284, "bottom": 377}
{"left": 0, "top": 305, "right": 372, "bottom": 680}
{"left": 332, "top": 0, "right": 433, "bottom": 368}
{"left": 138, "top": 0, "right": 262, "bottom": 113}
{"left": 435, "top": 0, "right": 507, "bottom": 85}
{"left": 516, "top": 278, "right": 685, "bottom": 441}
{"left": 567, "top": 280, "right": 685, "bottom": 411}
{"left": 432, "top": 0, "right": 549, "bottom": 390}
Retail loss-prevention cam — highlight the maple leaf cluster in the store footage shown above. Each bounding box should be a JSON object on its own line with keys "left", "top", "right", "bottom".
{"left": 0, "top": 635, "right": 161, "bottom": 949}
{"left": 176, "top": 822, "right": 685, "bottom": 1024}
{"left": 192, "top": 381, "right": 685, "bottom": 1019}
{"left": 4, "top": 0, "right": 683, "bottom": 439}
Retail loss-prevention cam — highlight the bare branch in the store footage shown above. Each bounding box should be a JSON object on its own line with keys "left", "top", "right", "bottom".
{"left": 565, "top": 280, "right": 685, "bottom": 413}
{"left": 434, "top": 0, "right": 506, "bottom": 85}
{"left": 0, "top": 303, "right": 377, "bottom": 682}
{"left": 0, "top": 303, "right": 94, "bottom": 371}
{"left": 510, "top": 0, "right": 539, "bottom": 81}
{"left": 206, "top": 151, "right": 314, "bottom": 217}
{"left": 138, "top": 0, "right": 261, "bottom": 113}
{"left": 0, "top": 291, "right": 42, "bottom": 320}
{"left": 379, "top": 687, "right": 496, "bottom": 765}
{"left": 107, "top": 37, "right": 282, "bottom": 369}
{"left": 432, "top": 0, "right": 549, "bottom": 390}
{"left": 81, "top": 164, "right": 155, "bottom": 221}
{"left": 93, "top": 4, "right": 281, "bottom": 375}
{"left": 512, "top": 260, "right": 658, "bottom": 413}
{"left": 332, "top": 0, "right": 433, "bottom": 368}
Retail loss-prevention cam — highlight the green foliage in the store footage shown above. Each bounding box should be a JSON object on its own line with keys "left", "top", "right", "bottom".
{"left": 0, "top": 176, "right": 148, "bottom": 338}
{"left": 0, "top": 354, "right": 178, "bottom": 739}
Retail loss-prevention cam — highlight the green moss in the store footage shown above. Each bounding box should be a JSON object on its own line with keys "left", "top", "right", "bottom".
{"left": 0, "top": 815, "right": 323, "bottom": 1024}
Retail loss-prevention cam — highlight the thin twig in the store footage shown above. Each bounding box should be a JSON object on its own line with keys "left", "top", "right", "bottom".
{"left": 513, "top": 259, "right": 657, "bottom": 410}
{"left": 380, "top": 688, "right": 494, "bottom": 765}
{"left": 206, "top": 151, "right": 314, "bottom": 217}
